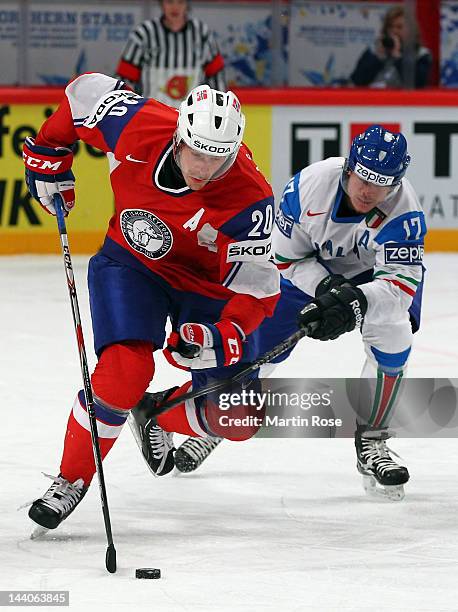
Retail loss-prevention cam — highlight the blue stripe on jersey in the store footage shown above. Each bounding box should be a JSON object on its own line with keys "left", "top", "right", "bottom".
{"left": 331, "top": 183, "right": 365, "bottom": 224}
{"left": 370, "top": 346, "right": 411, "bottom": 371}
{"left": 279, "top": 173, "right": 301, "bottom": 223}
{"left": 78, "top": 390, "right": 127, "bottom": 426}
{"left": 218, "top": 196, "right": 274, "bottom": 240}
{"left": 375, "top": 211, "right": 427, "bottom": 245}
{"left": 223, "top": 262, "right": 242, "bottom": 287}
{"left": 92, "top": 96, "right": 149, "bottom": 151}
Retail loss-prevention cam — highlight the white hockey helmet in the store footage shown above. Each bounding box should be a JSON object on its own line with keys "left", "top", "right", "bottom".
{"left": 174, "top": 84, "right": 245, "bottom": 180}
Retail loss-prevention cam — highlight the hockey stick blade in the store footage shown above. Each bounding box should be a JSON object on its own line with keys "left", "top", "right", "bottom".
{"left": 106, "top": 544, "right": 117, "bottom": 573}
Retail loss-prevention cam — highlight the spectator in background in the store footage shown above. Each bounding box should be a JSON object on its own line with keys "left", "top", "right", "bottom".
{"left": 116, "top": 0, "right": 226, "bottom": 107}
{"left": 350, "top": 6, "right": 432, "bottom": 88}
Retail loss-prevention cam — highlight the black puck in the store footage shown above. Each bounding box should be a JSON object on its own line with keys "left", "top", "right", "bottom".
{"left": 135, "top": 568, "right": 161, "bottom": 579}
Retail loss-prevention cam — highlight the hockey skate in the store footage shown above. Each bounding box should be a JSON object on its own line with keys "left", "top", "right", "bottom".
{"left": 128, "top": 389, "right": 176, "bottom": 477}
{"left": 355, "top": 429, "right": 409, "bottom": 501}
{"left": 29, "top": 473, "right": 88, "bottom": 538}
{"left": 175, "top": 436, "right": 223, "bottom": 473}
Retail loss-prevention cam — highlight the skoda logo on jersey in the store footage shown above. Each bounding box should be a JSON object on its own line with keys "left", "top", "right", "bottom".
{"left": 354, "top": 162, "right": 395, "bottom": 186}
{"left": 84, "top": 91, "right": 141, "bottom": 129}
{"left": 120, "top": 209, "right": 173, "bottom": 260}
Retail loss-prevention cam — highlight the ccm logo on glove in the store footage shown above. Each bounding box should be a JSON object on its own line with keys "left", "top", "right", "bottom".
{"left": 23, "top": 153, "right": 68, "bottom": 173}
{"left": 23, "top": 140, "right": 73, "bottom": 174}
{"left": 22, "top": 137, "right": 75, "bottom": 216}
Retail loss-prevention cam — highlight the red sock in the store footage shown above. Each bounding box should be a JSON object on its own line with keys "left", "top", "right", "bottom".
{"left": 203, "top": 400, "right": 265, "bottom": 441}
{"left": 60, "top": 341, "right": 154, "bottom": 485}
{"left": 157, "top": 382, "right": 200, "bottom": 436}
{"left": 157, "top": 381, "right": 265, "bottom": 441}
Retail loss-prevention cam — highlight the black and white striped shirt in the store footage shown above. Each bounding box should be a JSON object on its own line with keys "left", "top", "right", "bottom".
{"left": 116, "top": 17, "right": 226, "bottom": 107}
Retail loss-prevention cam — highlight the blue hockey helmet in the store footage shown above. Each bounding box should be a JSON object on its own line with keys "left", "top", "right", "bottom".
{"left": 346, "top": 125, "right": 410, "bottom": 187}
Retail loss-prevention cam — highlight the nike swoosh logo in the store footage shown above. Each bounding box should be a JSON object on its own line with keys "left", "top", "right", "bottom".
{"left": 306, "top": 210, "right": 327, "bottom": 217}
{"left": 126, "top": 154, "right": 148, "bottom": 163}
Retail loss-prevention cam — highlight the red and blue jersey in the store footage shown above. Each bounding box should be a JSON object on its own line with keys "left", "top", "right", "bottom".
{"left": 36, "top": 73, "right": 279, "bottom": 334}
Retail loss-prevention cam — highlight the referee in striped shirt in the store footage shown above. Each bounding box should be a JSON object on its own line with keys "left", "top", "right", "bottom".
{"left": 116, "top": 0, "right": 227, "bottom": 108}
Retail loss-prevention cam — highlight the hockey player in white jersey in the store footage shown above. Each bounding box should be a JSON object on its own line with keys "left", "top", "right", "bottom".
{"left": 170, "top": 125, "right": 426, "bottom": 499}
{"left": 255, "top": 124, "right": 425, "bottom": 500}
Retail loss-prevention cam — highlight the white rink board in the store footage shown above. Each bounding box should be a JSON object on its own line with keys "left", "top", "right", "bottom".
{"left": 271, "top": 105, "right": 458, "bottom": 230}
{"left": 0, "top": 254, "right": 458, "bottom": 611}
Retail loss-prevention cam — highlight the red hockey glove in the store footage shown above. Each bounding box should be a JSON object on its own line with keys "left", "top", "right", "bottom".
{"left": 164, "top": 320, "right": 245, "bottom": 370}
{"left": 22, "top": 137, "right": 75, "bottom": 216}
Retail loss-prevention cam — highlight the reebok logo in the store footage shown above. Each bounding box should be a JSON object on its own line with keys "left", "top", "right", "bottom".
{"left": 350, "top": 299, "right": 364, "bottom": 328}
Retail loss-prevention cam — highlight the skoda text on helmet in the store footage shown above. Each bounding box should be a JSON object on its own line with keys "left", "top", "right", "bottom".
{"left": 174, "top": 84, "right": 246, "bottom": 180}
{"left": 345, "top": 124, "right": 411, "bottom": 188}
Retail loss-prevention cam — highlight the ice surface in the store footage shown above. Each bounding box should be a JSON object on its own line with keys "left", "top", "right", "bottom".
{"left": 1, "top": 254, "right": 458, "bottom": 612}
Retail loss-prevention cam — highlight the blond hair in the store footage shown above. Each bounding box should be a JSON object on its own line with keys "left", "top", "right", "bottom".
{"left": 381, "top": 6, "right": 421, "bottom": 48}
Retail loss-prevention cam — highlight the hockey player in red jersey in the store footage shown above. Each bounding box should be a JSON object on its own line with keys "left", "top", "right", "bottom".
{"left": 23, "top": 73, "right": 279, "bottom": 532}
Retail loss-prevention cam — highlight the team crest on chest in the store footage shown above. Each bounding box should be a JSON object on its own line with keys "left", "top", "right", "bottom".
{"left": 120, "top": 209, "right": 173, "bottom": 260}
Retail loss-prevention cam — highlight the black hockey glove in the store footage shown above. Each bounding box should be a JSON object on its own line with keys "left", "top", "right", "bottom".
{"left": 298, "top": 285, "right": 368, "bottom": 341}
{"left": 315, "top": 273, "right": 349, "bottom": 297}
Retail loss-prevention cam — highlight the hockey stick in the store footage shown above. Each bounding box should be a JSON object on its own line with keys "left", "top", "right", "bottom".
{"left": 53, "top": 193, "right": 117, "bottom": 574}
{"left": 151, "top": 326, "right": 311, "bottom": 415}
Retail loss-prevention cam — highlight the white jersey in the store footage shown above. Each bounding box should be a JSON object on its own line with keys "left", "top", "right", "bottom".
{"left": 273, "top": 157, "right": 426, "bottom": 325}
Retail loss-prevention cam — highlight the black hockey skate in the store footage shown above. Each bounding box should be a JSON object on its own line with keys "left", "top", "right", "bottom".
{"left": 128, "top": 388, "right": 177, "bottom": 477}
{"left": 355, "top": 428, "right": 409, "bottom": 501}
{"left": 175, "top": 436, "right": 223, "bottom": 473}
{"left": 29, "top": 473, "right": 88, "bottom": 538}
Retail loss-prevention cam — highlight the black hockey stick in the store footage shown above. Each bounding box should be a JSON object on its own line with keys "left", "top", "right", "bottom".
{"left": 151, "top": 326, "right": 312, "bottom": 415}
{"left": 53, "top": 193, "right": 117, "bottom": 574}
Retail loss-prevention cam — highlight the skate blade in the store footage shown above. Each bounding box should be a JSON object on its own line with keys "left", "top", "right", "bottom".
{"left": 362, "top": 475, "right": 405, "bottom": 502}
{"left": 30, "top": 524, "right": 50, "bottom": 540}
{"left": 127, "top": 412, "right": 144, "bottom": 452}
{"left": 127, "top": 413, "right": 174, "bottom": 478}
